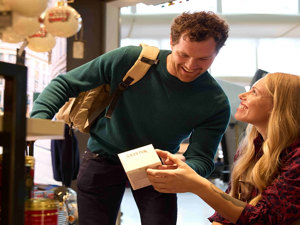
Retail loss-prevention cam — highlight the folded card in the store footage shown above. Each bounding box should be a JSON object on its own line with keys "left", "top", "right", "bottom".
{"left": 118, "top": 144, "right": 162, "bottom": 190}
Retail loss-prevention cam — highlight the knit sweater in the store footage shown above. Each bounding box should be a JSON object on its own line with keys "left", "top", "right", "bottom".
{"left": 31, "top": 45, "right": 230, "bottom": 177}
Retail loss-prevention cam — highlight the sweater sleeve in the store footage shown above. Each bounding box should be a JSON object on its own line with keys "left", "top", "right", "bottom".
{"left": 30, "top": 47, "right": 132, "bottom": 119}
{"left": 184, "top": 100, "right": 230, "bottom": 177}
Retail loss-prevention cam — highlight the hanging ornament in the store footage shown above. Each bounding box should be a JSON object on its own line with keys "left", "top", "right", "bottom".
{"left": 1, "top": 27, "right": 25, "bottom": 43}
{"left": 12, "top": 12, "right": 40, "bottom": 37}
{"left": 0, "top": 0, "right": 11, "bottom": 11}
{"left": 43, "top": 2, "right": 82, "bottom": 38}
{"left": 0, "top": 1, "right": 12, "bottom": 33}
{"left": 17, "top": 39, "right": 28, "bottom": 57}
{"left": 48, "top": 50, "right": 52, "bottom": 64}
{"left": 27, "top": 26, "right": 56, "bottom": 52}
{"left": 7, "top": 0, "right": 47, "bottom": 17}
{"left": 72, "top": 23, "right": 85, "bottom": 59}
{"left": 168, "top": 1, "right": 175, "bottom": 6}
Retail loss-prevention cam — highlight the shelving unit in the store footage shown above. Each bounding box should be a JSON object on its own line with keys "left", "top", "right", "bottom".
{"left": 0, "top": 61, "right": 27, "bottom": 225}
{"left": 0, "top": 61, "right": 64, "bottom": 225}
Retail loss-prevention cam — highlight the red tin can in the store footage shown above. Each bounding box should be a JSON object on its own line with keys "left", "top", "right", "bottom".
{"left": 25, "top": 198, "right": 59, "bottom": 225}
{"left": 25, "top": 156, "right": 35, "bottom": 199}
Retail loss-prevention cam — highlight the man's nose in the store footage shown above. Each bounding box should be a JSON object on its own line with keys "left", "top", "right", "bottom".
{"left": 185, "top": 58, "right": 198, "bottom": 69}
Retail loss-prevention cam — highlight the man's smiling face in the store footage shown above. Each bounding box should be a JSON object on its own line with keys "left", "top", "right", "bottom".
{"left": 167, "top": 35, "right": 217, "bottom": 82}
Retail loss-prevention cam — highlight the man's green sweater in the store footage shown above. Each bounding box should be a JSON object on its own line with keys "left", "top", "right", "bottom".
{"left": 31, "top": 45, "right": 230, "bottom": 177}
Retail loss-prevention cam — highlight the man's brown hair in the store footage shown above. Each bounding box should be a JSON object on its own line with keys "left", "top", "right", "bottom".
{"left": 171, "top": 11, "right": 229, "bottom": 53}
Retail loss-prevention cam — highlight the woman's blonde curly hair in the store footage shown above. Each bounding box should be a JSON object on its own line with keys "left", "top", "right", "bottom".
{"left": 229, "top": 72, "right": 300, "bottom": 205}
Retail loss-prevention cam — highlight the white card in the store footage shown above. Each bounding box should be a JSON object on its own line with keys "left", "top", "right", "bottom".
{"left": 118, "top": 144, "right": 162, "bottom": 190}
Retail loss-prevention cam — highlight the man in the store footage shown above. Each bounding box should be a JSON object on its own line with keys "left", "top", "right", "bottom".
{"left": 31, "top": 11, "right": 230, "bottom": 225}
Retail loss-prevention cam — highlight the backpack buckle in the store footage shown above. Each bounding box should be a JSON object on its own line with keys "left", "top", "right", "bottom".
{"left": 119, "top": 81, "right": 129, "bottom": 90}
{"left": 141, "top": 57, "right": 159, "bottom": 65}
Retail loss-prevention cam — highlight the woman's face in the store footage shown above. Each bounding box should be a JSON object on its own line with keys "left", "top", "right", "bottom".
{"left": 235, "top": 77, "right": 273, "bottom": 130}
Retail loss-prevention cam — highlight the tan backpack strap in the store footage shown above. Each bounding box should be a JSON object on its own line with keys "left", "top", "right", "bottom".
{"left": 105, "top": 43, "right": 160, "bottom": 119}
{"left": 122, "top": 43, "right": 160, "bottom": 85}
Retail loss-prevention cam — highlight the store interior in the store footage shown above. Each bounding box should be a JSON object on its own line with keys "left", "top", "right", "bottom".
{"left": 0, "top": 0, "right": 300, "bottom": 224}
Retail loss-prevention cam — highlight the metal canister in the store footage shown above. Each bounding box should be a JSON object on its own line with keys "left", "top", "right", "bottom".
{"left": 25, "top": 198, "right": 59, "bottom": 225}
{"left": 0, "top": 155, "right": 34, "bottom": 199}
{"left": 25, "top": 155, "right": 35, "bottom": 199}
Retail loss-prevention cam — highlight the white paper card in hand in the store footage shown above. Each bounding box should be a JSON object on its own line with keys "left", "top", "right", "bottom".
{"left": 118, "top": 144, "right": 162, "bottom": 190}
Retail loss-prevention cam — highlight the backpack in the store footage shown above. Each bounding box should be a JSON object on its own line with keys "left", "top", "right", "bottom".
{"left": 56, "top": 43, "right": 160, "bottom": 133}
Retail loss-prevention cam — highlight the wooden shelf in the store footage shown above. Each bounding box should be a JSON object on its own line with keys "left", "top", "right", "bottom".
{"left": 0, "top": 116, "right": 65, "bottom": 141}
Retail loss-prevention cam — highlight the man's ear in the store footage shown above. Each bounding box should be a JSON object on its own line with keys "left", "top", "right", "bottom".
{"left": 170, "top": 35, "right": 174, "bottom": 49}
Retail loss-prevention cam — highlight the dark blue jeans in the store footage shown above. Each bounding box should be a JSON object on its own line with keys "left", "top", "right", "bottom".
{"left": 77, "top": 149, "right": 177, "bottom": 225}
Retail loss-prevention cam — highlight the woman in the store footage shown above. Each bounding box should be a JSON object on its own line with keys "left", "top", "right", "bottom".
{"left": 147, "top": 72, "right": 300, "bottom": 224}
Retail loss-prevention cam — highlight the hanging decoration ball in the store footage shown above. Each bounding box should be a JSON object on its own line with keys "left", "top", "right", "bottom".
{"left": 0, "top": 1, "right": 12, "bottom": 33}
{"left": 43, "top": 4, "right": 82, "bottom": 38}
{"left": 0, "top": 0, "right": 11, "bottom": 11}
{"left": 12, "top": 12, "right": 40, "bottom": 37}
{"left": 27, "top": 27, "right": 56, "bottom": 52}
{"left": 7, "top": 0, "right": 47, "bottom": 17}
{"left": 168, "top": 1, "right": 175, "bottom": 6}
{"left": 1, "top": 27, "right": 25, "bottom": 43}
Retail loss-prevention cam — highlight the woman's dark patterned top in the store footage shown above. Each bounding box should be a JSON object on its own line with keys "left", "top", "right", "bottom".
{"left": 208, "top": 137, "right": 300, "bottom": 225}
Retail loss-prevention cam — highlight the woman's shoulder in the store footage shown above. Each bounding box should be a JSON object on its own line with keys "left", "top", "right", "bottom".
{"left": 280, "top": 139, "right": 300, "bottom": 172}
{"left": 285, "top": 139, "right": 300, "bottom": 158}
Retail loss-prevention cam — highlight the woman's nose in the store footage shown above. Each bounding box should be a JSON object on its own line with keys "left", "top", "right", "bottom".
{"left": 239, "top": 92, "right": 247, "bottom": 100}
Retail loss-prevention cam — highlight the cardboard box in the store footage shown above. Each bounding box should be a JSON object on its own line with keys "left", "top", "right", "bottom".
{"left": 118, "top": 144, "right": 162, "bottom": 190}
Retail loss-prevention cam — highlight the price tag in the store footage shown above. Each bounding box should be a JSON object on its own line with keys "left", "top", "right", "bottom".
{"left": 72, "top": 40, "right": 85, "bottom": 59}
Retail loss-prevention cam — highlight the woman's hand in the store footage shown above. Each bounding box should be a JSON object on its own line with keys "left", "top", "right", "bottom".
{"left": 147, "top": 150, "right": 201, "bottom": 193}
{"left": 148, "top": 150, "right": 246, "bottom": 224}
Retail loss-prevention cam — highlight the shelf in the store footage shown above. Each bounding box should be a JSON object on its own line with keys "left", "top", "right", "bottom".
{"left": 0, "top": 116, "right": 65, "bottom": 141}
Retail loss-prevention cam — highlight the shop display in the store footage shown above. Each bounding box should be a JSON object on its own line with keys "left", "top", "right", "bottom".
{"left": 32, "top": 185, "right": 79, "bottom": 225}
{"left": 43, "top": 3, "right": 82, "bottom": 38}
{"left": 54, "top": 186, "right": 78, "bottom": 225}
{"left": 25, "top": 155, "right": 35, "bottom": 199}
{"left": 6, "top": 0, "right": 47, "bottom": 17}
{"left": 12, "top": 12, "right": 40, "bottom": 37}
{"left": 27, "top": 27, "right": 56, "bottom": 53}
{"left": 1, "top": 27, "right": 25, "bottom": 43}
{"left": 0, "top": 0, "right": 83, "bottom": 58}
